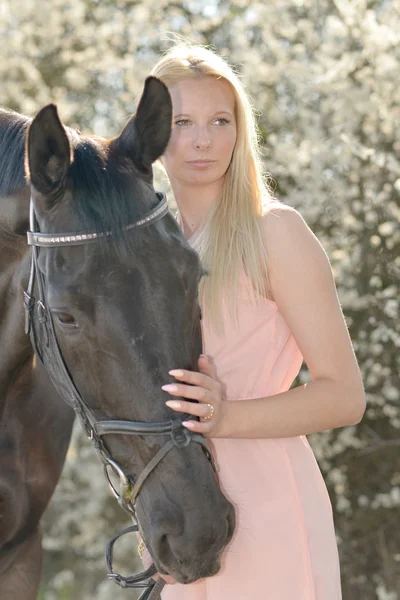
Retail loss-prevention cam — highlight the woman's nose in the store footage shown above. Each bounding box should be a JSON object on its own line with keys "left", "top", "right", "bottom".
{"left": 193, "top": 127, "right": 212, "bottom": 150}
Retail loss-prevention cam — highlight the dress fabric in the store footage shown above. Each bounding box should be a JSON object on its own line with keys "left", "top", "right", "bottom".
{"left": 162, "top": 274, "right": 342, "bottom": 599}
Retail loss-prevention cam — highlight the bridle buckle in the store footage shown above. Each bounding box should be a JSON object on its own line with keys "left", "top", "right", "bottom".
{"left": 170, "top": 419, "right": 192, "bottom": 448}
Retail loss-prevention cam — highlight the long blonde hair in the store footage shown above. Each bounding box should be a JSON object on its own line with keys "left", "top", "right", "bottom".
{"left": 150, "top": 43, "right": 282, "bottom": 331}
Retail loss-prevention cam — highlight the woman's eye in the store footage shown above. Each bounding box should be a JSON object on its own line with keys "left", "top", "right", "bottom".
{"left": 53, "top": 312, "right": 79, "bottom": 328}
{"left": 175, "top": 119, "right": 191, "bottom": 126}
{"left": 214, "top": 117, "right": 229, "bottom": 125}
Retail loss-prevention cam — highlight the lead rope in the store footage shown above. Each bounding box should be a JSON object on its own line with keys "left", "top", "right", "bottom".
{"left": 106, "top": 523, "right": 167, "bottom": 598}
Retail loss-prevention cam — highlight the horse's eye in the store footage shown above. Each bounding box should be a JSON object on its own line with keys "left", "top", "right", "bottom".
{"left": 54, "top": 312, "right": 79, "bottom": 327}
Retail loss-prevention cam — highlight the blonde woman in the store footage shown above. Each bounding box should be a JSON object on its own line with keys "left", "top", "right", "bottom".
{"left": 142, "top": 43, "right": 365, "bottom": 599}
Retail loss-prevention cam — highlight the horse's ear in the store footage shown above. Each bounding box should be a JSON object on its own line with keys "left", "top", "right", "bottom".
{"left": 116, "top": 77, "right": 172, "bottom": 170}
{"left": 26, "top": 104, "right": 71, "bottom": 200}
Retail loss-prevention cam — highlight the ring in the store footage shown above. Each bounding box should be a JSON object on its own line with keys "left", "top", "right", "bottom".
{"left": 138, "top": 540, "right": 145, "bottom": 559}
{"left": 202, "top": 403, "right": 214, "bottom": 421}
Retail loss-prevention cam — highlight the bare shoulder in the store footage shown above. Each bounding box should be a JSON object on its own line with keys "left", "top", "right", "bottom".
{"left": 259, "top": 204, "right": 364, "bottom": 396}
{"left": 260, "top": 204, "right": 329, "bottom": 301}
{"left": 260, "top": 204, "right": 323, "bottom": 265}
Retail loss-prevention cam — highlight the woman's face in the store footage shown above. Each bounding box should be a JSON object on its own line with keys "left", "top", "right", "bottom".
{"left": 162, "top": 76, "right": 237, "bottom": 188}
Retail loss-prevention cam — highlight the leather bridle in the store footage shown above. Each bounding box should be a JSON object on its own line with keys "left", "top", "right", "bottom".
{"left": 24, "top": 192, "right": 216, "bottom": 598}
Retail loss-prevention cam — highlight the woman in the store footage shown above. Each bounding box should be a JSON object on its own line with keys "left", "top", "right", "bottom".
{"left": 142, "top": 43, "right": 365, "bottom": 599}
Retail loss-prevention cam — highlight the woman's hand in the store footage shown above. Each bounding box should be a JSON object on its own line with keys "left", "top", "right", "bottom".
{"left": 162, "top": 354, "right": 226, "bottom": 437}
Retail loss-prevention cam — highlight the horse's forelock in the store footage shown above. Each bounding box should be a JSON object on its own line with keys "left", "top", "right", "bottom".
{"left": 69, "top": 134, "right": 148, "bottom": 246}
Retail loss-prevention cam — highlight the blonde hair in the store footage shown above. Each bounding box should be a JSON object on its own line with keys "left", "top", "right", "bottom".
{"left": 150, "top": 43, "right": 282, "bottom": 332}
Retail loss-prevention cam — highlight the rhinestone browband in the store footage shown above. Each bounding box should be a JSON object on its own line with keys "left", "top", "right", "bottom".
{"left": 27, "top": 194, "right": 168, "bottom": 247}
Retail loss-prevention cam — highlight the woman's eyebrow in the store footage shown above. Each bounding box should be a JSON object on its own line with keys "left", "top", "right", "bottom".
{"left": 173, "top": 110, "right": 234, "bottom": 118}
{"left": 213, "top": 110, "right": 234, "bottom": 116}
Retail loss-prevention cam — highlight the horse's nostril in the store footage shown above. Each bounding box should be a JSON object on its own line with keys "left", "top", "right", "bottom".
{"left": 159, "top": 533, "right": 168, "bottom": 551}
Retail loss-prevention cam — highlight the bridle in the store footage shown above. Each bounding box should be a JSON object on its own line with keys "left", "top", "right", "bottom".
{"left": 24, "top": 192, "right": 216, "bottom": 599}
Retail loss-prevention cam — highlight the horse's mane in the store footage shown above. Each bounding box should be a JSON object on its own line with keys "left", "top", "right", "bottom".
{"left": 0, "top": 108, "right": 149, "bottom": 242}
{"left": 0, "top": 109, "right": 31, "bottom": 195}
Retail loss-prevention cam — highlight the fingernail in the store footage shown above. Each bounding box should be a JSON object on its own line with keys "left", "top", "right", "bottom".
{"left": 169, "top": 369, "right": 184, "bottom": 377}
{"left": 199, "top": 354, "right": 208, "bottom": 360}
{"left": 165, "top": 401, "right": 181, "bottom": 408}
{"left": 182, "top": 421, "right": 195, "bottom": 429}
{"left": 162, "top": 384, "right": 178, "bottom": 392}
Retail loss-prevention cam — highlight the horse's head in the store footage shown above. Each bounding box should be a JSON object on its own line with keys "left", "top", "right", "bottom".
{"left": 25, "top": 78, "right": 234, "bottom": 583}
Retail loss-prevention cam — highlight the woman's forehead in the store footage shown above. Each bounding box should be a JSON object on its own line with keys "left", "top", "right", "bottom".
{"left": 169, "top": 77, "right": 235, "bottom": 115}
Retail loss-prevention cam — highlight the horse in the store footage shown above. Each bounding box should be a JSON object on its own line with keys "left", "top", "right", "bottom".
{"left": 0, "top": 76, "right": 235, "bottom": 600}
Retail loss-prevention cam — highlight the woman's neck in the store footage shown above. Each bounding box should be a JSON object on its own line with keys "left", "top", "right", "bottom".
{"left": 170, "top": 179, "right": 223, "bottom": 239}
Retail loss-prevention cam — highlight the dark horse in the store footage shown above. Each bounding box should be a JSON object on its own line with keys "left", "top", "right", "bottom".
{"left": 0, "top": 77, "right": 234, "bottom": 599}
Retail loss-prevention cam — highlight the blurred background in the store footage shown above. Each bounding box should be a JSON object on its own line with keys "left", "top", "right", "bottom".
{"left": 0, "top": 0, "right": 399, "bottom": 598}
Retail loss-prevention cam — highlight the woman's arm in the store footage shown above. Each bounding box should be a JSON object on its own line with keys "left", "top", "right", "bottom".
{"left": 163, "top": 206, "right": 366, "bottom": 438}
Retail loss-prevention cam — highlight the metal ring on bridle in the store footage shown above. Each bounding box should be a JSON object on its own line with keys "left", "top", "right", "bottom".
{"left": 104, "top": 457, "right": 131, "bottom": 501}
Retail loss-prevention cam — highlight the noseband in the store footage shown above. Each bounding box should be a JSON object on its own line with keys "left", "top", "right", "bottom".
{"left": 24, "top": 192, "right": 215, "bottom": 598}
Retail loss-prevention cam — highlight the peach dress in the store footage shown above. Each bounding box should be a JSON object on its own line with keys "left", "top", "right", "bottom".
{"left": 162, "top": 274, "right": 342, "bottom": 599}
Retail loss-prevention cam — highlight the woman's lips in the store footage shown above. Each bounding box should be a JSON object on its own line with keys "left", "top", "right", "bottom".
{"left": 186, "top": 160, "right": 216, "bottom": 167}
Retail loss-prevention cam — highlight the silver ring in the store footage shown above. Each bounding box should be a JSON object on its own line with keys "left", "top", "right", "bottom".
{"left": 103, "top": 457, "right": 130, "bottom": 500}
{"left": 202, "top": 403, "right": 215, "bottom": 421}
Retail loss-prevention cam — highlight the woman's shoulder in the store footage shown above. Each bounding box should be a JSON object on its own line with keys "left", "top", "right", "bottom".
{"left": 260, "top": 203, "right": 315, "bottom": 258}
{"left": 259, "top": 202, "right": 332, "bottom": 307}
{"left": 257, "top": 204, "right": 297, "bottom": 303}
{"left": 261, "top": 201, "right": 303, "bottom": 225}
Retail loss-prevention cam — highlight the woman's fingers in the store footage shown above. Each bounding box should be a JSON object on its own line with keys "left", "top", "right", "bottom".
{"left": 162, "top": 356, "right": 224, "bottom": 437}
{"left": 197, "top": 354, "right": 218, "bottom": 379}
{"left": 162, "top": 382, "right": 210, "bottom": 401}
{"left": 181, "top": 419, "right": 215, "bottom": 434}
{"left": 168, "top": 367, "right": 219, "bottom": 391}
